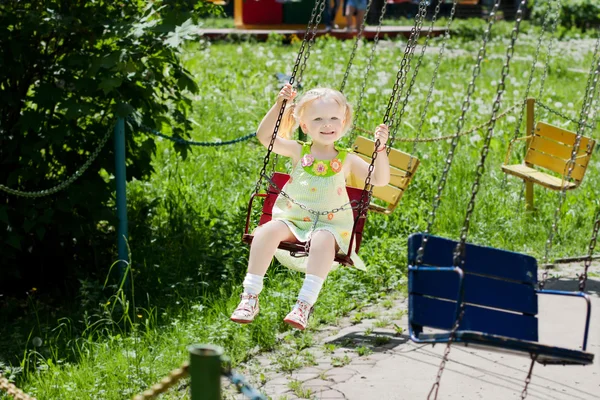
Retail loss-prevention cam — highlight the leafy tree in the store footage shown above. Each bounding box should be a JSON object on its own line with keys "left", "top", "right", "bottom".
{"left": 0, "top": 1, "right": 220, "bottom": 296}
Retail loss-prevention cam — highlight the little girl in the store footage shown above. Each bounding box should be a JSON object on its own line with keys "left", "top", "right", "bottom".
{"left": 231, "top": 84, "right": 390, "bottom": 330}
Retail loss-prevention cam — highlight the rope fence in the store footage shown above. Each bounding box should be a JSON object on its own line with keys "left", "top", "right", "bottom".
{"left": 1, "top": 98, "right": 583, "bottom": 199}
{"left": 131, "top": 344, "right": 266, "bottom": 400}
{"left": 0, "top": 374, "right": 36, "bottom": 400}
{"left": 355, "top": 102, "right": 522, "bottom": 143}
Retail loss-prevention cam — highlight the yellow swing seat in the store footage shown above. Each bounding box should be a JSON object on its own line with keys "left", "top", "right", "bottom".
{"left": 502, "top": 121, "right": 596, "bottom": 191}
{"left": 347, "top": 136, "right": 420, "bottom": 215}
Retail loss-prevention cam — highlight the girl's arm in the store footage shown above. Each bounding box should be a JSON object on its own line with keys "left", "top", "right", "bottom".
{"left": 345, "top": 124, "right": 391, "bottom": 187}
{"left": 256, "top": 84, "right": 302, "bottom": 164}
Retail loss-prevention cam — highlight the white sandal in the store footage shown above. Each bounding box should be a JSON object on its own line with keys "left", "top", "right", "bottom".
{"left": 230, "top": 293, "right": 260, "bottom": 324}
{"left": 283, "top": 300, "right": 313, "bottom": 330}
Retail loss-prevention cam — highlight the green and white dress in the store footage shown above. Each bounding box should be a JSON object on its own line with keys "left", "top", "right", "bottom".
{"left": 271, "top": 142, "right": 366, "bottom": 273}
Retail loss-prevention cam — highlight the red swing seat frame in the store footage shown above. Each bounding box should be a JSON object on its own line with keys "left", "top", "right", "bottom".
{"left": 242, "top": 172, "right": 369, "bottom": 266}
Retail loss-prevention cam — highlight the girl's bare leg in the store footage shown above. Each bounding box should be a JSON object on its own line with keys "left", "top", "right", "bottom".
{"left": 231, "top": 220, "right": 295, "bottom": 324}
{"left": 305, "top": 230, "right": 336, "bottom": 279}
{"left": 284, "top": 230, "right": 337, "bottom": 330}
{"left": 248, "top": 220, "right": 296, "bottom": 276}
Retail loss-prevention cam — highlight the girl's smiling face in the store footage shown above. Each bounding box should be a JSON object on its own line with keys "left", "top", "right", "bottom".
{"left": 300, "top": 98, "right": 347, "bottom": 146}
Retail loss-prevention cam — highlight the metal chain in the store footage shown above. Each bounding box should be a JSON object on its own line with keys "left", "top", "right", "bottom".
{"left": 536, "top": 101, "right": 595, "bottom": 129}
{"left": 297, "top": 0, "right": 327, "bottom": 86}
{"left": 346, "top": 0, "right": 389, "bottom": 146}
{"left": 457, "top": 0, "right": 528, "bottom": 256}
{"left": 414, "top": 0, "right": 459, "bottom": 148}
{"left": 136, "top": 121, "right": 256, "bottom": 146}
{"left": 537, "top": 0, "right": 561, "bottom": 101}
{"left": 520, "top": 356, "right": 537, "bottom": 399}
{"left": 399, "top": 0, "right": 446, "bottom": 168}
{"left": 416, "top": 0, "right": 502, "bottom": 264}
{"left": 581, "top": 206, "right": 600, "bottom": 292}
{"left": 253, "top": 0, "right": 324, "bottom": 196}
{"left": 339, "top": 0, "right": 375, "bottom": 93}
{"left": 131, "top": 362, "right": 189, "bottom": 400}
{"left": 356, "top": 103, "right": 521, "bottom": 143}
{"left": 355, "top": 0, "right": 428, "bottom": 218}
{"left": 427, "top": 5, "right": 529, "bottom": 397}
{"left": 261, "top": 173, "right": 357, "bottom": 216}
{"left": 510, "top": 0, "right": 557, "bottom": 143}
{"left": 426, "top": 306, "right": 465, "bottom": 400}
{"left": 386, "top": 0, "right": 428, "bottom": 144}
{"left": 0, "top": 374, "right": 37, "bottom": 400}
{"left": 540, "top": 45, "right": 600, "bottom": 288}
{"left": 221, "top": 360, "right": 267, "bottom": 400}
{"left": 0, "top": 124, "right": 112, "bottom": 198}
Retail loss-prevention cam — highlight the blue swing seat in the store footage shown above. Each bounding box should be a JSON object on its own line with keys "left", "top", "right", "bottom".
{"left": 408, "top": 233, "right": 594, "bottom": 366}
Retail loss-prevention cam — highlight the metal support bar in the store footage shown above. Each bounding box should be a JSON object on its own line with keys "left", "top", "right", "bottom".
{"left": 188, "top": 344, "right": 223, "bottom": 400}
{"left": 114, "top": 118, "right": 129, "bottom": 284}
{"left": 525, "top": 98, "right": 535, "bottom": 210}
{"left": 554, "top": 254, "right": 600, "bottom": 264}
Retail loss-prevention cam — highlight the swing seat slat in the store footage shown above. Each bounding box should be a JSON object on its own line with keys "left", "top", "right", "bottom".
{"left": 243, "top": 172, "right": 368, "bottom": 267}
{"left": 408, "top": 233, "right": 594, "bottom": 366}
{"left": 502, "top": 122, "right": 596, "bottom": 191}
{"left": 347, "top": 136, "right": 419, "bottom": 215}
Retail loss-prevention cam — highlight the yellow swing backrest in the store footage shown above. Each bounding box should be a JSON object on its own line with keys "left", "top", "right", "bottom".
{"left": 525, "top": 122, "right": 596, "bottom": 187}
{"left": 347, "top": 136, "right": 420, "bottom": 214}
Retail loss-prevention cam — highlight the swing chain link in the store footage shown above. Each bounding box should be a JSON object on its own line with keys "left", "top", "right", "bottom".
{"left": 459, "top": 0, "right": 527, "bottom": 249}
{"left": 401, "top": 0, "right": 445, "bottom": 166}
{"left": 356, "top": 0, "right": 428, "bottom": 217}
{"left": 132, "top": 362, "right": 189, "bottom": 400}
{"left": 0, "top": 124, "right": 112, "bottom": 198}
{"left": 381, "top": 0, "right": 426, "bottom": 130}
{"left": 520, "top": 356, "right": 537, "bottom": 400}
{"left": 510, "top": 0, "right": 556, "bottom": 143}
{"left": 0, "top": 374, "right": 37, "bottom": 400}
{"left": 262, "top": 173, "right": 357, "bottom": 216}
{"left": 253, "top": 0, "right": 323, "bottom": 195}
{"left": 581, "top": 206, "right": 600, "bottom": 292}
{"left": 297, "top": 0, "right": 327, "bottom": 86}
{"left": 537, "top": 0, "right": 561, "bottom": 101}
{"left": 387, "top": 0, "right": 428, "bottom": 152}
{"left": 426, "top": 305, "right": 465, "bottom": 400}
{"left": 540, "top": 39, "right": 600, "bottom": 285}
{"left": 427, "top": 5, "right": 528, "bottom": 396}
{"left": 414, "top": 0, "right": 458, "bottom": 148}
{"left": 536, "top": 101, "right": 596, "bottom": 130}
{"left": 416, "top": 0, "right": 502, "bottom": 264}
{"left": 347, "top": 0, "right": 388, "bottom": 145}
{"left": 339, "top": 0, "right": 375, "bottom": 93}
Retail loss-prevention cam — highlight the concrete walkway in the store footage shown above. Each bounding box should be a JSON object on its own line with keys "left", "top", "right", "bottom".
{"left": 225, "top": 263, "right": 600, "bottom": 400}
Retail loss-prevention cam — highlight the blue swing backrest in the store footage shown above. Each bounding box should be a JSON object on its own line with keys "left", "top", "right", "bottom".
{"left": 408, "top": 233, "right": 539, "bottom": 342}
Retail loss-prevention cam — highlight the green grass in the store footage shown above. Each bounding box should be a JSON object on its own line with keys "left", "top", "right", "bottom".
{"left": 2, "top": 27, "right": 600, "bottom": 400}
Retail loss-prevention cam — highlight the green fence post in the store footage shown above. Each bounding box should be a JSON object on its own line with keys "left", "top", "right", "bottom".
{"left": 114, "top": 118, "right": 129, "bottom": 283}
{"left": 188, "top": 344, "right": 223, "bottom": 400}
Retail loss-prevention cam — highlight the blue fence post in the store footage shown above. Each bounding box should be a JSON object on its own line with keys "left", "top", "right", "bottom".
{"left": 114, "top": 118, "right": 129, "bottom": 284}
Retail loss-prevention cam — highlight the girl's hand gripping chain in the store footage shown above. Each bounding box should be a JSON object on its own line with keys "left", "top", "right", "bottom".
{"left": 374, "top": 124, "right": 389, "bottom": 152}
{"left": 278, "top": 83, "right": 297, "bottom": 104}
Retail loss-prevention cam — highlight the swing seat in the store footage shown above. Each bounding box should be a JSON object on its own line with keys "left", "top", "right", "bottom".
{"left": 242, "top": 172, "right": 368, "bottom": 267}
{"left": 347, "top": 136, "right": 420, "bottom": 215}
{"left": 407, "top": 233, "right": 594, "bottom": 366}
{"left": 502, "top": 122, "right": 596, "bottom": 191}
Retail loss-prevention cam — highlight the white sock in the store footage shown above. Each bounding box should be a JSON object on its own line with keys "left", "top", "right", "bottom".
{"left": 298, "top": 274, "right": 325, "bottom": 306}
{"left": 242, "top": 273, "right": 264, "bottom": 295}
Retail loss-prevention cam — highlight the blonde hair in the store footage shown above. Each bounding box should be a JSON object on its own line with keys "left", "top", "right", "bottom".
{"left": 278, "top": 88, "right": 353, "bottom": 139}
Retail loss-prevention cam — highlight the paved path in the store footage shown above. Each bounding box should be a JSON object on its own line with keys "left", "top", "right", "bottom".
{"left": 225, "top": 263, "right": 600, "bottom": 400}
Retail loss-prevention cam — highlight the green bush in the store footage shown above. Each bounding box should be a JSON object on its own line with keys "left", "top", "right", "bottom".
{"left": 531, "top": 0, "right": 600, "bottom": 32}
{"left": 0, "top": 1, "right": 221, "bottom": 295}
